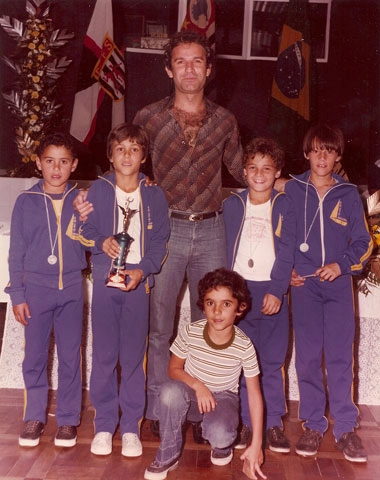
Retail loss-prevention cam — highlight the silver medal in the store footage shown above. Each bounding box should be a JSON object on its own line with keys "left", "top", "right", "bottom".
{"left": 299, "top": 242, "right": 309, "bottom": 253}
{"left": 48, "top": 254, "right": 57, "bottom": 265}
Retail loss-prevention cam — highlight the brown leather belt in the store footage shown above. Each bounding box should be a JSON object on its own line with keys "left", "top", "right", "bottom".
{"left": 170, "top": 210, "right": 222, "bottom": 222}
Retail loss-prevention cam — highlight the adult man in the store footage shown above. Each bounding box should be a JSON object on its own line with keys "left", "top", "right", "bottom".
{"left": 133, "top": 31, "right": 246, "bottom": 437}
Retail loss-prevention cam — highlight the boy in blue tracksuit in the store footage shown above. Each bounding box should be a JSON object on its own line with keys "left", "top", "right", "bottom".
{"left": 223, "top": 137, "right": 294, "bottom": 454}
{"left": 286, "top": 124, "right": 373, "bottom": 462}
{"left": 78, "top": 123, "right": 170, "bottom": 458}
{"left": 5, "top": 132, "right": 86, "bottom": 448}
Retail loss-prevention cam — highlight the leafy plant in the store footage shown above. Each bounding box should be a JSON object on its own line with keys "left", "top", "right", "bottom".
{"left": 356, "top": 193, "right": 380, "bottom": 296}
{"left": 0, "top": 0, "right": 74, "bottom": 176}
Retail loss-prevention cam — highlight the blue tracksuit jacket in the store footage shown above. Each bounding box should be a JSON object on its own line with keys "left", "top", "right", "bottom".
{"left": 77, "top": 171, "right": 169, "bottom": 436}
{"left": 5, "top": 179, "right": 86, "bottom": 426}
{"left": 5, "top": 180, "right": 86, "bottom": 305}
{"left": 285, "top": 171, "right": 373, "bottom": 276}
{"left": 284, "top": 171, "right": 373, "bottom": 439}
{"left": 223, "top": 187, "right": 294, "bottom": 429}
{"left": 78, "top": 172, "right": 170, "bottom": 288}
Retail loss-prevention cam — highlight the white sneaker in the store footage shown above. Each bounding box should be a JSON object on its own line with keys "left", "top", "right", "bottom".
{"left": 90, "top": 432, "right": 113, "bottom": 455}
{"left": 122, "top": 432, "right": 143, "bottom": 457}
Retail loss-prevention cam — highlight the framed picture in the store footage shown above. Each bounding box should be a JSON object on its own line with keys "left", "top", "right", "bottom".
{"left": 216, "top": 0, "right": 332, "bottom": 63}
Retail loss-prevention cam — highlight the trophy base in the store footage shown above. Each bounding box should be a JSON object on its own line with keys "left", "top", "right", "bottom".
{"left": 106, "top": 271, "right": 128, "bottom": 291}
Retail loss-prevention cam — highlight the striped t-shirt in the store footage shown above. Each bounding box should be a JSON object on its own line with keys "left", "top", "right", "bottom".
{"left": 170, "top": 319, "right": 260, "bottom": 394}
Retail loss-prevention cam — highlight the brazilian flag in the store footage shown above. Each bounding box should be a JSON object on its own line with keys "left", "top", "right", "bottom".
{"left": 269, "top": 0, "right": 316, "bottom": 176}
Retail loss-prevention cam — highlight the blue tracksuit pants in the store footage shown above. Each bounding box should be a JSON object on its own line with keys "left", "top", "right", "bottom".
{"left": 90, "top": 278, "right": 149, "bottom": 437}
{"left": 291, "top": 275, "right": 359, "bottom": 441}
{"left": 238, "top": 280, "right": 289, "bottom": 430}
{"left": 23, "top": 282, "right": 83, "bottom": 426}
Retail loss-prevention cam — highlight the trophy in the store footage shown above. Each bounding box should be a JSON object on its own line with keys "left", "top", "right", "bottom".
{"left": 106, "top": 198, "right": 138, "bottom": 291}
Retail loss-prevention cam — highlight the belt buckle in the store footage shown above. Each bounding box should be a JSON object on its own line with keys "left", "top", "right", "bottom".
{"left": 189, "top": 213, "right": 203, "bottom": 222}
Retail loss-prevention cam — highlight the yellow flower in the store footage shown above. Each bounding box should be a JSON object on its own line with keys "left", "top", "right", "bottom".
{"left": 371, "top": 225, "right": 380, "bottom": 247}
{"left": 38, "top": 44, "right": 46, "bottom": 52}
{"left": 32, "top": 76, "right": 40, "bottom": 83}
{"left": 37, "top": 54, "right": 44, "bottom": 62}
{"left": 32, "top": 30, "right": 40, "bottom": 38}
{"left": 31, "top": 153, "right": 38, "bottom": 162}
{"left": 31, "top": 91, "right": 39, "bottom": 99}
{"left": 28, "top": 43, "right": 35, "bottom": 50}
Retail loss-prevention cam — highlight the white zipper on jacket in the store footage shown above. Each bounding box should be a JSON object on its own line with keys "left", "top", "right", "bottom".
{"left": 316, "top": 183, "right": 340, "bottom": 267}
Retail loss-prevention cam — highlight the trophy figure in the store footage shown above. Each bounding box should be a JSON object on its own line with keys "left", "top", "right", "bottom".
{"left": 106, "top": 198, "right": 138, "bottom": 291}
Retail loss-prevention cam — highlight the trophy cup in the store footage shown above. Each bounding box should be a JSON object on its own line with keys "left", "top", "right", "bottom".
{"left": 106, "top": 199, "right": 138, "bottom": 291}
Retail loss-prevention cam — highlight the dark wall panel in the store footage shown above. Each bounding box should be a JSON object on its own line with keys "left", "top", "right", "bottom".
{"left": 0, "top": 0, "right": 379, "bottom": 184}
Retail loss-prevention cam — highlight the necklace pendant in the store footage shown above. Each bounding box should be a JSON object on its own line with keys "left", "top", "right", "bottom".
{"left": 248, "top": 258, "right": 254, "bottom": 268}
{"left": 299, "top": 242, "right": 309, "bottom": 253}
{"left": 48, "top": 254, "right": 57, "bottom": 265}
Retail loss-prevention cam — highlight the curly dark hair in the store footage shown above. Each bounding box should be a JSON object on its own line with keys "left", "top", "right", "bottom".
{"left": 197, "top": 268, "right": 251, "bottom": 314}
{"left": 37, "top": 132, "right": 77, "bottom": 158}
{"left": 244, "top": 137, "right": 285, "bottom": 171}
{"left": 164, "top": 30, "right": 214, "bottom": 70}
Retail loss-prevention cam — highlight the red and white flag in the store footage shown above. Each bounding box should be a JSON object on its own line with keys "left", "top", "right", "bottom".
{"left": 181, "top": 0, "right": 215, "bottom": 49}
{"left": 70, "top": 0, "right": 125, "bottom": 146}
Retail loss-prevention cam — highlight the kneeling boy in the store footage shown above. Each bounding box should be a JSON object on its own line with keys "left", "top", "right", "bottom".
{"left": 144, "top": 268, "right": 266, "bottom": 480}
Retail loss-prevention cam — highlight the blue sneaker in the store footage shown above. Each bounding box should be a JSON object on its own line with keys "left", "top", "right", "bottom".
{"left": 144, "top": 458, "right": 179, "bottom": 480}
{"left": 210, "top": 449, "right": 233, "bottom": 466}
{"left": 19, "top": 420, "right": 44, "bottom": 447}
{"left": 335, "top": 432, "right": 367, "bottom": 463}
{"left": 295, "top": 428, "right": 322, "bottom": 456}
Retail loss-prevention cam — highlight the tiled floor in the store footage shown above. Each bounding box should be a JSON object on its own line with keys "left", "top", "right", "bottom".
{"left": 0, "top": 389, "right": 379, "bottom": 479}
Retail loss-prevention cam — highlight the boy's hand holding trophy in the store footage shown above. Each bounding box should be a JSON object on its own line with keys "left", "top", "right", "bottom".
{"left": 106, "top": 198, "right": 138, "bottom": 291}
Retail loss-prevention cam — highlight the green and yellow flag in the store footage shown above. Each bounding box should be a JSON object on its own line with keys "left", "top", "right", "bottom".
{"left": 269, "top": 0, "right": 315, "bottom": 175}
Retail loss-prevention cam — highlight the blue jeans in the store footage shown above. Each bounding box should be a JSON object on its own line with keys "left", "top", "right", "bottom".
{"left": 146, "top": 214, "right": 227, "bottom": 420}
{"left": 155, "top": 380, "right": 239, "bottom": 465}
